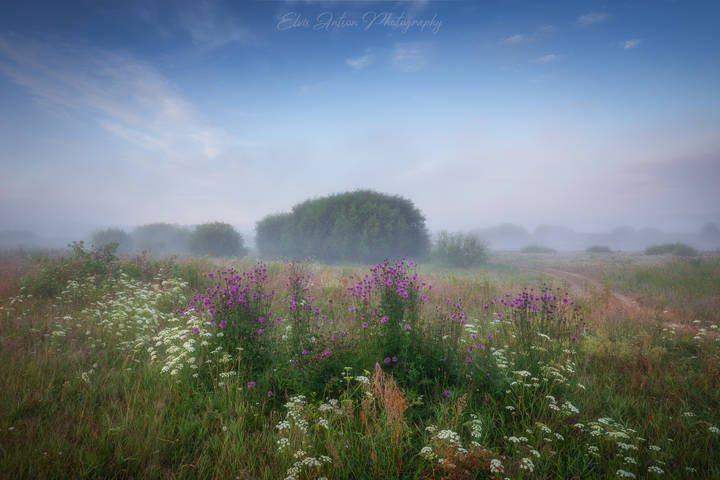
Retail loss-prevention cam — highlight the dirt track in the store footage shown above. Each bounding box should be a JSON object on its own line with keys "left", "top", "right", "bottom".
{"left": 533, "top": 267, "right": 716, "bottom": 337}
{"left": 537, "top": 268, "right": 642, "bottom": 312}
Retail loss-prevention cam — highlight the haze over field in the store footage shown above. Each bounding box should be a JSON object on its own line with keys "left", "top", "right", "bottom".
{"left": 1, "top": 0, "right": 719, "bottom": 241}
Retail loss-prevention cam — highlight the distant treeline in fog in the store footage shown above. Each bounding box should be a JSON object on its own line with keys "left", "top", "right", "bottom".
{"left": 2, "top": 201, "right": 719, "bottom": 258}
{"left": 471, "top": 223, "right": 720, "bottom": 252}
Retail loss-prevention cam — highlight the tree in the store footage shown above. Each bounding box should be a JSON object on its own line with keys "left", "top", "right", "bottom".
{"left": 132, "top": 223, "right": 190, "bottom": 255}
{"left": 189, "top": 222, "right": 246, "bottom": 257}
{"left": 432, "top": 231, "right": 488, "bottom": 267}
{"left": 255, "top": 213, "right": 292, "bottom": 258}
{"left": 91, "top": 228, "right": 133, "bottom": 253}
{"left": 255, "top": 190, "right": 430, "bottom": 262}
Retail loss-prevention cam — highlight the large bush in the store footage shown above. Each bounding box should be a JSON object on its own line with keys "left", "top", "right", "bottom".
{"left": 189, "top": 222, "right": 246, "bottom": 257}
{"left": 432, "top": 231, "right": 488, "bottom": 267}
{"left": 645, "top": 242, "right": 699, "bottom": 257}
{"left": 585, "top": 245, "right": 612, "bottom": 253}
{"left": 91, "top": 228, "right": 134, "bottom": 253}
{"left": 132, "top": 223, "right": 190, "bottom": 255}
{"left": 256, "top": 190, "right": 430, "bottom": 262}
{"left": 520, "top": 244, "right": 557, "bottom": 254}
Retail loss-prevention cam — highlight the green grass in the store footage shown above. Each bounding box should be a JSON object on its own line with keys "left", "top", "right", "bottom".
{"left": 1, "top": 254, "right": 718, "bottom": 479}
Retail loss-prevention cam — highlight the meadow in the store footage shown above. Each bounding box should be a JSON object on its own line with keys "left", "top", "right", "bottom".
{"left": 0, "top": 246, "right": 718, "bottom": 479}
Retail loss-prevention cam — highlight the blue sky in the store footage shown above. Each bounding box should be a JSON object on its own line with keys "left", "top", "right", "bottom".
{"left": 1, "top": 0, "right": 719, "bottom": 236}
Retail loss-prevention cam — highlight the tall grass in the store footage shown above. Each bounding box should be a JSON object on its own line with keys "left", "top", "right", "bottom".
{"left": 1, "top": 253, "right": 718, "bottom": 478}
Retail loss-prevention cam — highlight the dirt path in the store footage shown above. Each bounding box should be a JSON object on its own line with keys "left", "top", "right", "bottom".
{"left": 532, "top": 267, "right": 717, "bottom": 337}
{"left": 538, "top": 268, "right": 642, "bottom": 312}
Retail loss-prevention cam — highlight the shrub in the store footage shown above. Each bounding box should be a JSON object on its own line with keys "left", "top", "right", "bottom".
{"left": 432, "top": 231, "right": 488, "bottom": 267}
{"left": 189, "top": 222, "right": 246, "bottom": 257}
{"left": 22, "top": 241, "right": 119, "bottom": 297}
{"left": 256, "top": 190, "right": 430, "bottom": 262}
{"left": 644, "top": 242, "right": 699, "bottom": 257}
{"left": 91, "top": 228, "right": 133, "bottom": 253}
{"left": 585, "top": 245, "right": 612, "bottom": 253}
{"left": 520, "top": 245, "right": 557, "bottom": 254}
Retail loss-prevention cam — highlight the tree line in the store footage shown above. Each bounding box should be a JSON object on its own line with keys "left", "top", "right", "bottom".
{"left": 92, "top": 190, "right": 489, "bottom": 265}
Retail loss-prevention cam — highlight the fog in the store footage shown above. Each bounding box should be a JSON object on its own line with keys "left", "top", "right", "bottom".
{"left": 1, "top": 1, "right": 719, "bottom": 251}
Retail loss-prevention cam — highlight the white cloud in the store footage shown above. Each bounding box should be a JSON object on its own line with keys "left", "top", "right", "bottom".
{"left": 532, "top": 53, "right": 563, "bottom": 64}
{"left": 576, "top": 12, "right": 609, "bottom": 26}
{"left": 498, "top": 33, "right": 529, "bottom": 46}
{"left": 0, "top": 35, "right": 231, "bottom": 160}
{"left": 346, "top": 53, "right": 373, "bottom": 70}
{"left": 498, "top": 25, "right": 554, "bottom": 46}
{"left": 393, "top": 43, "right": 429, "bottom": 72}
{"left": 623, "top": 39, "right": 642, "bottom": 49}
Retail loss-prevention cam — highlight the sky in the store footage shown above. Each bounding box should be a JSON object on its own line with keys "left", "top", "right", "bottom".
{"left": 1, "top": 0, "right": 719, "bottom": 237}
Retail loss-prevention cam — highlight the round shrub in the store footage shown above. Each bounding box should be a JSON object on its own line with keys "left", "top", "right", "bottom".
{"left": 432, "top": 231, "right": 488, "bottom": 267}
{"left": 644, "top": 242, "right": 698, "bottom": 257}
{"left": 585, "top": 245, "right": 612, "bottom": 253}
{"left": 520, "top": 245, "right": 557, "bottom": 254}
{"left": 189, "top": 222, "right": 246, "bottom": 257}
{"left": 256, "top": 190, "right": 430, "bottom": 263}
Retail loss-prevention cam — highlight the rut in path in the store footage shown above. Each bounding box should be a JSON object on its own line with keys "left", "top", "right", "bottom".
{"left": 534, "top": 267, "right": 715, "bottom": 337}
{"left": 538, "top": 268, "right": 641, "bottom": 312}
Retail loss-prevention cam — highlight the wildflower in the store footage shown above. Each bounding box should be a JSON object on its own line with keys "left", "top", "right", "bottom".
{"left": 616, "top": 470, "right": 636, "bottom": 478}
{"left": 490, "top": 459, "right": 504, "bottom": 474}
{"left": 571, "top": 335, "right": 577, "bottom": 341}
{"left": 380, "top": 315, "right": 388, "bottom": 323}
{"left": 648, "top": 466, "right": 664, "bottom": 474}
{"left": 443, "top": 389, "right": 450, "bottom": 398}
{"left": 404, "top": 323, "right": 411, "bottom": 330}
{"left": 419, "top": 446, "right": 436, "bottom": 460}
{"left": 362, "top": 322, "right": 368, "bottom": 328}
{"left": 519, "top": 458, "right": 534, "bottom": 472}
{"left": 384, "top": 357, "right": 391, "bottom": 363}
{"left": 247, "top": 381, "right": 256, "bottom": 388}
{"left": 392, "top": 356, "right": 398, "bottom": 362}
{"left": 268, "top": 391, "right": 274, "bottom": 397}
{"left": 219, "top": 320, "right": 226, "bottom": 328}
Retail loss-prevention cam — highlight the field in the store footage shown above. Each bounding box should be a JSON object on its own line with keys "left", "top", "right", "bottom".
{"left": 1, "top": 248, "right": 719, "bottom": 479}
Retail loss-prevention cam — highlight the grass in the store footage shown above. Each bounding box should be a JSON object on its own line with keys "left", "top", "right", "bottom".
{"left": 0, "top": 250, "right": 718, "bottom": 479}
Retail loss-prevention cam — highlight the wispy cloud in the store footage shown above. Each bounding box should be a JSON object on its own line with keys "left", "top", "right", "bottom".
{"left": 177, "top": 2, "right": 250, "bottom": 49}
{"left": 576, "top": 12, "right": 609, "bottom": 26}
{"left": 532, "top": 53, "right": 564, "bottom": 64}
{"left": 498, "top": 25, "right": 554, "bottom": 46}
{"left": 393, "top": 43, "right": 429, "bottom": 72}
{"left": 136, "top": 0, "right": 251, "bottom": 50}
{"left": 0, "top": 35, "right": 230, "bottom": 160}
{"left": 346, "top": 52, "right": 374, "bottom": 70}
{"left": 623, "top": 39, "right": 642, "bottom": 49}
{"left": 498, "top": 33, "right": 530, "bottom": 46}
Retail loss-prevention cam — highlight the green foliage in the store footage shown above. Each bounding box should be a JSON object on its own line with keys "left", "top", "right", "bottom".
{"left": 132, "top": 223, "right": 190, "bottom": 255}
{"left": 521, "top": 244, "right": 557, "bottom": 254}
{"left": 432, "top": 231, "right": 488, "bottom": 267}
{"left": 21, "top": 241, "right": 119, "bottom": 297}
{"left": 5, "top": 255, "right": 720, "bottom": 479}
{"left": 91, "top": 228, "right": 133, "bottom": 253}
{"left": 189, "top": 222, "right": 246, "bottom": 257}
{"left": 256, "top": 190, "right": 430, "bottom": 262}
{"left": 585, "top": 245, "right": 612, "bottom": 253}
{"left": 645, "top": 242, "right": 699, "bottom": 257}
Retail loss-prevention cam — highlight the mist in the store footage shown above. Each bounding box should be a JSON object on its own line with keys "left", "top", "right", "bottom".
{"left": 1, "top": 1, "right": 719, "bottom": 253}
